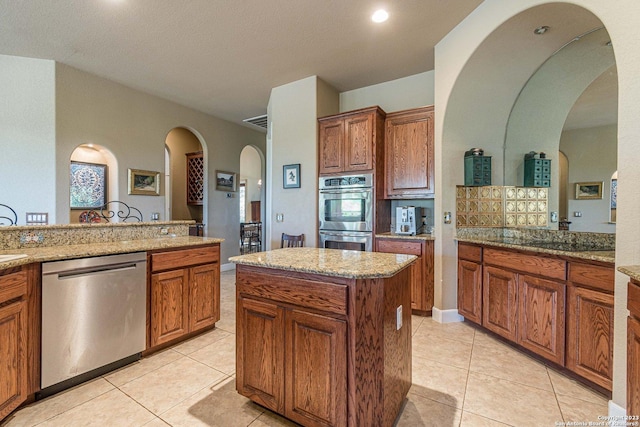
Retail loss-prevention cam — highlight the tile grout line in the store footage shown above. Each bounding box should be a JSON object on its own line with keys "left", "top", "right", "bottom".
{"left": 546, "top": 366, "right": 568, "bottom": 424}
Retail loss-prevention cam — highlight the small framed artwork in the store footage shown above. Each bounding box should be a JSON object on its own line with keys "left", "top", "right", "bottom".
{"left": 128, "top": 169, "right": 160, "bottom": 196}
{"left": 70, "top": 161, "right": 108, "bottom": 209}
{"left": 216, "top": 170, "right": 237, "bottom": 192}
{"left": 575, "top": 181, "right": 603, "bottom": 200}
{"left": 283, "top": 164, "right": 301, "bottom": 189}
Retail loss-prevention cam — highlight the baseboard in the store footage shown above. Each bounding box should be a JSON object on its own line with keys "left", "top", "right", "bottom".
{"left": 431, "top": 307, "right": 464, "bottom": 324}
{"left": 609, "top": 400, "right": 626, "bottom": 417}
{"left": 221, "top": 263, "right": 236, "bottom": 272}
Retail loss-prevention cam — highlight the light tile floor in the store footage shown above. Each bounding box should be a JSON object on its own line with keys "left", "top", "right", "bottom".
{"left": 3, "top": 270, "right": 609, "bottom": 427}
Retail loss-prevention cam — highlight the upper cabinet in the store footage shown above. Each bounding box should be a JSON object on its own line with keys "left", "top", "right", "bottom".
{"left": 318, "top": 106, "right": 385, "bottom": 175}
{"left": 384, "top": 106, "right": 434, "bottom": 198}
{"left": 186, "top": 151, "right": 204, "bottom": 206}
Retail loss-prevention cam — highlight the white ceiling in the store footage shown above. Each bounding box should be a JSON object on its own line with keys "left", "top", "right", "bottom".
{"left": 0, "top": 0, "right": 483, "bottom": 128}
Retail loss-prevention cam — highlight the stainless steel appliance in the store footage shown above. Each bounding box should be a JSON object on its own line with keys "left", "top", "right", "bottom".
{"left": 319, "top": 174, "right": 373, "bottom": 251}
{"left": 395, "top": 206, "right": 418, "bottom": 235}
{"left": 41, "top": 252, "right": 147, "bottom": 395}
{"left": 318, "top": 230, "right": 373, "bottom": 252}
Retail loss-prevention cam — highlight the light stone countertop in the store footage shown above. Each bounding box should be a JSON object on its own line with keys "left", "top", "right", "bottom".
{"left": 376, "top": 232, "right": 435, "bottom": 241}
{"left": 456, "top": 237, "right": 615, "bottom": 264}
{"left": 0, "top": 236, "right": 224, "bottom": 270}
{"left": 230, "top": 248, "right": 417, "bottom": 279}
{"left": 618, "top": 266, "right": 640, "bottom": 282}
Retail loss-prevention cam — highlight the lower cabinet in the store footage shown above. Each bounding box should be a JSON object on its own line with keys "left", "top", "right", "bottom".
{"left": 627, "top": 278, "right": 640, "bottom": 414}
{"left": 237, "top": 296, "right": 347, "bottom": 427}
{"left": 482, "top": 265, "right": 518, "bottom": 342}
{"left": 458, "top": 259, "right": 482, "bottom": 324}
{"left": 376, "top": 238, "right": 434, "bottom": 314}
{"left": 149, "top": 245, "right": 220, "bottom": 348}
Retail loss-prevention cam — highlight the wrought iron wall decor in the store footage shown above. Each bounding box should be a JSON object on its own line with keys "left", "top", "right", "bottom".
{"left": 78, "top": 201, "right": 143, "bottom": 223}
{"left": 0, "top": 203, "right": 17, "bottom": 225}
{"left": 70, "top": 161, "right": 108, "bottom": 209}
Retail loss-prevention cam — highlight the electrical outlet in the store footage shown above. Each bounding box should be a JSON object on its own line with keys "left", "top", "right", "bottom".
{"left": 396, "top": 305, "right": 403, "bottom": 330}
{"left": 574, "top": 211, "right": 582, "bottom": 217}
{"left": 276, "top": 213, "right": 284, "bottom": 222}
{"left": 160, "top": 228, "right": 169, "bottom": 235}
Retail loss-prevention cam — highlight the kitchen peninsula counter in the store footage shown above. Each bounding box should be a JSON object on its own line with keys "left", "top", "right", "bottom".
{"left": 230, "top": 248, "right": 415, "bottom": 427}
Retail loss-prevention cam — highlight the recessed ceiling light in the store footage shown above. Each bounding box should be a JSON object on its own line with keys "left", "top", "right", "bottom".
{"left": 533, "top": 26, "right": 550, "bottom": 35}
{"left": 372, "top": 9, "right": 389, "bottom": 23}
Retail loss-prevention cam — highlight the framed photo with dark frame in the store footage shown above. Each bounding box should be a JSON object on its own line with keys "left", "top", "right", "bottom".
{"left": 216, "top": 170, "right": 237, "bottom": 192}
{"left": 70, "top": 161, "right": 108, "bottom": 209}
{"left": 283, "top": 164, "right": 301, "bottom": 189}
{"left": 575, "top": 181, "right": 603, "bottom": 200}
{"left": 128, "top": 169, "right": 161, "bottom": 196}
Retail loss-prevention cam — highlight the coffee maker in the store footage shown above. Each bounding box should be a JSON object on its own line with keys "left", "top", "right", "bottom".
{"left": 395, "top": 206, "right": 417, "bottom": 235}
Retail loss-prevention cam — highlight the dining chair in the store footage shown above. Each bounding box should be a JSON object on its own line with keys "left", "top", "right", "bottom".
{"left": 281, "top": 233, "right": 305, "bottom": 248}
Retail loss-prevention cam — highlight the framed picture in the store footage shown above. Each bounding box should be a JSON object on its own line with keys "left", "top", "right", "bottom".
{"left": 283, "top": 163, "right": 301, "bottom": 189}
{"left": 216, "top": 170, "right": 237, "bottom": 192}
{"left": 575, "top": 181, "right": 603, "bottom": 200}
{"left": 128, "top": 169, "right": 160, "bottom": 196}
{"left": 70, "top": 161, "right": 107, "bottom": 209}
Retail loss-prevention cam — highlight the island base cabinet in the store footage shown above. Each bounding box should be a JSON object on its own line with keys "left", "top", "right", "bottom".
{"left": 285, "top": 310, "right": 347, "bottom": 427}
{"left": 0, "top": 300, "right": 28, "bottom": 420}
{"left": 482, "top": 266, "right": 518, "bottom": 342}
{"left": 236, "top": 297, "right": 284, "bottom": 413}
{"left": 517, "top": 275, "right": 565, "bottom": 365}
{"left": 566, "top": 286, "right": 613, "bottom": 390}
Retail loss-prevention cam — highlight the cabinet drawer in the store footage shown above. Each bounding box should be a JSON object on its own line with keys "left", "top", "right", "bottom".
{"left": 237, "top": 269, "right": 348, "bottom": 316}
{"left": 458, "top": 243, "right": 482, "bottom": 263}
{"left": 377, "top": 239, "right": 422, "bottom": 256}
{"left": 0, "top": 269, "right": 27, "bottom": 304}
{"left": 151, "top": 245, "right": 219, "bottom": 272}
{"left": 629, "top": 280, "right": 640, "bottom": 320}
{"left": 568, "top": 262, "right": 614, "bottom": 293}
{"left": 484, "top": 247, "right": 566, "bottom": 281}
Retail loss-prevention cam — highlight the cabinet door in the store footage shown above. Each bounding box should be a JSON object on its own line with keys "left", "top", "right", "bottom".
{"left": 376, "top": 239, "right": 427, "bottom": 312}
{"left": 150, "top": 269, "right": 190, "bottom": 347}
{"left": 237, "top": 297, "right": 285, "bottom": 413}
{"left": 628, "top": 316, "right": 640, "bottom": 417}
{"left": 319, "top": 118, "right": 344, "bottom": 174}
{"left": 483, "top": 266, "right": 518, "bottom": 341}
{"left": 458, "top": 260, "right": 482, "bottom": 324}
{"left": 285, "top": 309, "right": 347, "bottom": 427}
{"left": 344, "top": 113, "right": 374, "bottom": 172}
{"left": 517, "top": 275, "right": 565, "bottom": 365}
{"left": 567, "top": 286, "right": 613, "bottom": 389}
{"left": 0, "top": 300, "right": 28, "bottom": 420}
{"left": 189, "top": 263, "right": 220, "bottom": 332}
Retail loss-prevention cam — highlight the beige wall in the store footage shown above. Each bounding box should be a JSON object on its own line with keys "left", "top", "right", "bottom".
{"left": 435, "top": 0, "right": 640, "bottom": 410}
{"left": 561, "top": 124, "right": 617, "bottom": 233}
{"left": 0, "top": 55, "right": 56, "bottom": 224}
{"left": 55, "top": 64, "right": 266, "bottom": 265}
{"left": 165, "top": 127, "right": 203, "bottom": 222}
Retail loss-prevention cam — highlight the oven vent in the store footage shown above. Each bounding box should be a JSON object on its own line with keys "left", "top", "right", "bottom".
{"left": 243, "top": 114, "right": 268, "bottom": 132}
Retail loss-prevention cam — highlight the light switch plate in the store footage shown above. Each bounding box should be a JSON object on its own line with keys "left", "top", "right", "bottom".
{"left": 396, "top": 305, "right": 403, "bottom": 330}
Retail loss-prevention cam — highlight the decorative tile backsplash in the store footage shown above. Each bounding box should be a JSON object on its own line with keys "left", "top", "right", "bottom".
{"left": 456, "top": 185, "right": 548, "bottom": 228}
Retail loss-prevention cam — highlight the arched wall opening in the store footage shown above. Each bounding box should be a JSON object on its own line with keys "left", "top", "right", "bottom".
{"left": 69, "top": 144, "right": 117, "bottom": 223}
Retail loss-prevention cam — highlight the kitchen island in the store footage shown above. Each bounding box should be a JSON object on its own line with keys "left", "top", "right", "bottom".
{"left": 230, "top": 248, "right": 416, "bottom": 427}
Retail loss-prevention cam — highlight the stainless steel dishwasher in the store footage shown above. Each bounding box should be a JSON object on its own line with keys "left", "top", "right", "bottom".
{"left": 41, "top": 252, "right": 147, "bottom": 395}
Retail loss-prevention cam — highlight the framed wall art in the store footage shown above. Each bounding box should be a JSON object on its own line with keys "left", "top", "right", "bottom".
{"left": 283, "top": 163, "right": 300, "bottom": 189}
{"left": 575, "top": 181, "right": 603, "bottom": 200}
{"left": 128, "top": 169, "right": 160, "bottom": 196}
{"left": 216, "top": 170, "right": 237, "bottom": 192}
{"left": 70, "top": 161, "right": 108, "bottom": 209}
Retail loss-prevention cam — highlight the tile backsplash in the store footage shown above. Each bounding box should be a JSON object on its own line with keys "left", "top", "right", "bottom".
{"left": 456, "top": 185, "right": 548, "bottom": 228}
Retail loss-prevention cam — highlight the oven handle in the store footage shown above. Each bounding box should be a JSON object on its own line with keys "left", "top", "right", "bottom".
{"left": 319, "top": 231, "right": 371, "bottom": 238}
{"left": 319, "top": 189, "right": 372, "bottom": 195}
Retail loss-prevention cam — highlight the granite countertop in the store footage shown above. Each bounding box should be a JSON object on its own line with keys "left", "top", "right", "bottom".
{"left": 0, "top": 236, "right": 224, "bottom": 270}
{"left": 456, "top": 237, "right": 615, "bottom": 264}
{"left": 230, "top": 248, "right": 417, "bottom": 279}
{"left": 376, "top": 232, "right": 435, "bottom": 241}
{"left": 618, "top": 266, "right": 640, "bottom": 281}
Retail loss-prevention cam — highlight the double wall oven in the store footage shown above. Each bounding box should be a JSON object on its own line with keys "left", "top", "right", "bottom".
{"left": 318, "top": 173, "right": 373, "bottom": 251}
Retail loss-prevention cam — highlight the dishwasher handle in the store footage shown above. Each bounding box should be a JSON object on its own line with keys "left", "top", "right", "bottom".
{"left": 55, "top": 263, "right": 140, "bottom": 280}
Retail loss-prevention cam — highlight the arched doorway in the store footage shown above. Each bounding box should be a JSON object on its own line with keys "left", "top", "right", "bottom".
{"left": 239, "top": 145, "right": 264, "bottom": 253}
{"left": 69, "top": 143, "right": 117, "bottom": 223}
{"left": 165, "top": 128, "right": 205, "bottom": 231}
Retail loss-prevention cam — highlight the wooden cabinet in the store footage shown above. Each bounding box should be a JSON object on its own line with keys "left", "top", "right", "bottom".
{"left": 483, "top": 265, "right": 519, "bottom": 342}
{"left": 149, "top": 245, "right": 220, "bottom": 348}
{"left": 186, "top": 151, "right": 204, "bottom": 205}
{"left": 384, "top": 106, "right": 434, "bottom": 198}
{"left": 628, "top": 277, "right": 640, "bottom": 414}
{"left": 318, "top": 106, "right": 385, "bottom": 175}
{"left": 376, "top": 238, "right": 434, "bottom": 314}
{"left": 0, "top": 267, "right": 31, "bottom": 420}
{"left": 517, "top": 274, "right": 565, "bottom": 365}
{"left": 457, "top": 243, "right": 482, "bottom": 324}
{"left": 566, "top": 262, "right": 614, "bottom": 390}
